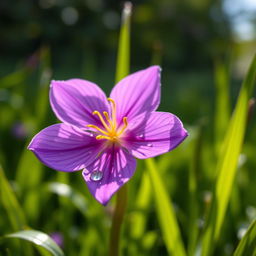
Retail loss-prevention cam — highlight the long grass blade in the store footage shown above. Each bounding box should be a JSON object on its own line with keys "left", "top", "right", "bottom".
{"left": 115, "top": 2, "right": 132, "bottom": 82}
{"left": 0, "top": 165, "right": 26, "bottom": 230}
{"left": 5, "top": 230, "right": 64, "bottom": 256}
{"left": 188, "top": 124, "right": 204, "bottom": 256}
{"left": 202, "top": 55, "right": 256, "bottom": 256}
{"left": 130, "top": 172, "right": 151, "bottom": 240}
{"left": 214, "top": 58, "right": 230, "bottom": 153}
{"left": 36, "top": 46, "right": 52, "bottom": 124}
{"left": 16, "top": 148, "right": 43, "bottom": 223}
{"left": 233, "top": 219, "right": 256, "bottom": 256}
{"left": 146, "top": 158, "right": 186, "bottom": 256}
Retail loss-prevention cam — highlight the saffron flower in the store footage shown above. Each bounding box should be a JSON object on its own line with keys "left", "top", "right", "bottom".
{"left": 28, "top": 66, "right": 188, "bottom": 205}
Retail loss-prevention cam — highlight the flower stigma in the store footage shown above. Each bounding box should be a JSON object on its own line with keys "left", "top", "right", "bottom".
{"left": 87, "top": 98, "right": 128, "bottom": 143}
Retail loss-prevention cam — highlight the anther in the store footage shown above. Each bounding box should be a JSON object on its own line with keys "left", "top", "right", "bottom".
{"left": 96, "top": 135, "right": 103, "bottom": 140}
{"left": 123, "top": 117, "right": 128, "bottom": 127}
{"left": 96, "top": 135, "right": 112, "bottom": 140}
{"left": 107, "top": 98, "right": 116, "bottom": 108}
{"left": 87, "top": 125, "right": 109, "bottom": 136}
{"left": 87, "top": 99, "right": 128, "bottom": 142}
{"left": 117, "top": 117, "right": 128, "bottom": 136}
{"left": 92, "top": 111, "right": 111, "bottom": 132}
{"left": 107, "top": 98, "right": 117, "bottom": 128}
{"left": 103, "top": 111, "right": 112, "bottom": 128}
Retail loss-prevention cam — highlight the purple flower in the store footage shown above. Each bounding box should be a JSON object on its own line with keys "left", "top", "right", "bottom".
{"left": 50, "top": 232, "right": 64, "bottom": 248}
{"left": 28, "top": 66, "right": 188, "bottom": 205}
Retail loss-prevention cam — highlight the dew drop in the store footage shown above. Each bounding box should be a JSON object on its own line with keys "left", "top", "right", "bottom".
{"left": 90, "top": 170, "right": 103, "bottom": 181}
{"left": 147, "top": 143, "right": 152, "bottom": 147}
{"left": 138, "top": 134, "right": 144, "bottom": 139}
{"left": 89, "top": 133, "right": 94, "bottom": 137}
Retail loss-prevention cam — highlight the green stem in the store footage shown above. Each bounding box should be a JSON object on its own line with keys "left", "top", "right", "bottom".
{"left": 108, "top": 185, "right": 127, "bottom": 256}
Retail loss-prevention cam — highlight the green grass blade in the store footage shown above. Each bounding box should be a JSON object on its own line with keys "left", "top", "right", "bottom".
{"left": 5, "top": 230, "right": 64, "bottom": 256}
{"left": 79, "top": 227, "right": 99, "bottom": 256}
{"left": 146, "top": 158, "right": 186, "bottom": 256}
{"left": 16, "top": 147, "right": 43, "bottom": 224}
{"left": 115, "top": 2, "right": 132, "bottom": 82}
{"left": 233, "top": 219, "right": 256, "bottom": 256}
{"left": 36, "top": 46, "right": 52, "bottom": 124}
{"left": 202, "top": 55, "right": 256, "bottom": 256}
{"left": 214, "top": 59, "right": 230, "bottom": 153}
{"left": 188, "top": 124, "right": 204, "bottom": 256}
{"left": 0, "top": 165, "right": 26, "bottom": 230}
{"left": 130, "top": 172, "right": 151, "bottom": 240}
{"left": 16, "top": 148, "right": 42, "bottom": 189}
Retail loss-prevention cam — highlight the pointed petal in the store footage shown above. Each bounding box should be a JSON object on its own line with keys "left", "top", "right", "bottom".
{"left": 82, "top": 146, "right": 136, "bottom": 205}
{"left": 50, "top": 79, "right": 110, "bottom": 128}
{"left": 123, "top": 112, "right": 188, "bottom": 159}
{"left": 110, "top": 66, "right": 161, "bottom": 123}
{"left": 28, "top": 124, "right": 103, "bottom": 172}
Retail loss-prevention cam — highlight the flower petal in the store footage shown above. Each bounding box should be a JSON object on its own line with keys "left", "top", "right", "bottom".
{"left": 82, "top": 146, "right": 136, "bottom": 205}
{"left": 123, "top": 112, "right": 188, "bottom": 159}
{"left": 110, "top": 66, "right": 161, "bottom": 123}
{"left": 28, "top": 123, "right": 103, "bottom": 172}
{"left": 50, "top": 79, "right": 110, "bottom": 128}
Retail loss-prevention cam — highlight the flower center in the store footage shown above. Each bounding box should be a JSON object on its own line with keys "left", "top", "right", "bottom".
{"left": 87, "top": 98, "right": 128, "bottom": 142}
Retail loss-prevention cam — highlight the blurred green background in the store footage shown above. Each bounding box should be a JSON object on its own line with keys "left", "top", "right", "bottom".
{"left": 0, "top": 0, "right": 256, "bottom": 255}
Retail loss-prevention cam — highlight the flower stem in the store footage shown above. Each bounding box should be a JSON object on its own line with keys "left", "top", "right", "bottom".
{"left": 108, "top": 185, "right": 127, "bottom": 256}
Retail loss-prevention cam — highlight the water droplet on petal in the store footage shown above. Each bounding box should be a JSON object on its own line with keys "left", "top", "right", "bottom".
{"left": 90, "top": 170, "right": 103, "bottom": 181}
{"left": 89, "top": 133, "right": 94, "bottom": 137}
{"left": 138, "top": 134, "right": 144, "bottom": 139}
{"left": 147, "top": 143, "right": 152, "bottom": 147}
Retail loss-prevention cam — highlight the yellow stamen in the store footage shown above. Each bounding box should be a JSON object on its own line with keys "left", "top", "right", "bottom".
{"left": 87, "top": 98, "right": 128, "bottom": 143}
{"left": 107, "top": 98, "right": 117, "bottom": 128}
{"left": 96, "top": 135, "right": 112, "bottom": 140}
{"left": 103, "top": 111, "right": 112, "bottom": 128}
{"left": 87, "top": 125, "right": 109, "bottom": 135}
{"left": 93, "top": 111, "right": 111, "bottom": 132}
{"left": 117, "top": 117, "right": 128, "bottom": 136}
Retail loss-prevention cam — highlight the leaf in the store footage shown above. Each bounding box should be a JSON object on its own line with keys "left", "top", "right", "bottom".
{"left": 0, "top": 165, "right": 26, "bottom": 230}
{"left": 5, "top": 230, "right": 64, "bottom": 256}
{"left": 146, "top": 158, "right": 186, "bottom": 256}
{"left": 202, "top": 55, "right": 256, "bottom": 256}
{"left": 115, "top": 2, "right": 132, "bottom": 82}
{"left": 234, "top": 219, "right": 256, "bottom": 256}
